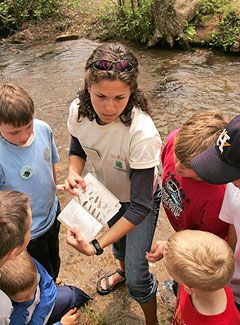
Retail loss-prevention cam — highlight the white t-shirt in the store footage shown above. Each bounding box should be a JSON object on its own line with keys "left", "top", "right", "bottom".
{"left": 219, "top": 182, "right": 240, "bottom": 304}
{"left": 0, "top": 289, "right": 12, "bottom": 325}
{"left": 68, "top": 99, "right": 162, "bottom": 202}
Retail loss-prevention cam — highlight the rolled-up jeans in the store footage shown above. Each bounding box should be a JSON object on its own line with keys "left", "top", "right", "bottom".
{"left": 108, "top": 185, "right": 161, "bottom": 304}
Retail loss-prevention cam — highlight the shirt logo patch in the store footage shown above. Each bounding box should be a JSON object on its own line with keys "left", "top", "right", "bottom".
{"left": 114, "top": 160, "right": 123, "bottom": 169}
{"left": 43, "top": 147, "right": 50, "bottom": 162}
{"left": 216, "top": 129, "right": 231, "bottom": 154}
{"left": 20, "top": 166, "right": 33, "bottom": 179}
{"left": 162, "top": 172, "right": 190, "bottom": 220}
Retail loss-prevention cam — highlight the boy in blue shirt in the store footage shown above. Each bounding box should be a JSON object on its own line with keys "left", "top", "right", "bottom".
{"left": 0, "top": 83, "right": 63, "bottom": 280}
{"left": 0, "top": 250, "right": 90, "bottom": 325}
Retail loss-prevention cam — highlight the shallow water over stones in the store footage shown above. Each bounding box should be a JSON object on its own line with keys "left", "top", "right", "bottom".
{"left": 1, "top": 39, "right": 240, "bottom": 177}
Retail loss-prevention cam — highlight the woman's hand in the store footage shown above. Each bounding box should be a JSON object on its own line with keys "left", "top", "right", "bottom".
{"left": 64, "top": 172, "right": 86, "bottom": 195}
{"left": 61, "top": 308, "right": 81, "bottom": 325}
{"left": 146, "top": 240, "right": 167, "bottom": 262}
{"left": 67, "top": 227, "right": 95, "bottom": 256}
{"left": 56, "top": 183, "right": 66, "bottom": 191}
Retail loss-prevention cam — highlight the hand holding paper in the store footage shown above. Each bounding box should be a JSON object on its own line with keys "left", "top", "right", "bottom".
{"left": 67, "top": 228, "right": 94, "bottom": 256}
{"left": 58, "top": 173, "right": 121, "bottom": 241}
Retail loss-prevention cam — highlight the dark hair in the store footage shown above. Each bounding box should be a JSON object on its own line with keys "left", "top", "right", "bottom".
{"left": 77, "top": 43, "right": 150, "bottom": 126}
{"left": 0, "top": 191, "right": 30, "bottom": 259}
{"left": 0, "top": 83, "right": 34, "bottom": 127}
{"left": 0, "top": 250, "right": 36, "bottom": 297}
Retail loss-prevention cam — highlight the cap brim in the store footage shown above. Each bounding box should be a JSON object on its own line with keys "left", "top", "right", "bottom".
{"left": 191, "top": 146, "right": 240, "bottom": 184}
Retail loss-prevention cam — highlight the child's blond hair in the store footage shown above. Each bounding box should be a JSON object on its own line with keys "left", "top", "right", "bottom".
{"left": 164, "top": 230, "right": 234, "bottom": 291}
{"left": 174, "top": 111, "right": 227, "bottom": 168}
{"left": 0, "top": 250, "right": 36, "bottom": 297}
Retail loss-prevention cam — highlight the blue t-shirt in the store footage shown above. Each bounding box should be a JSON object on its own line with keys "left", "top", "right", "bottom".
{"left": 10, "top": 258, "right": 57, "bottom": 325}
{"left": 0, "top": 119, "right": 59, "bottom": 239}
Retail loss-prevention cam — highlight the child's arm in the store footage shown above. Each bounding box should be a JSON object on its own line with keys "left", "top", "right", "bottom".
{"left": 226, "top": 224, "right": 237, "bottom": 251}
{"left": 53, "top": 164, "right": 58, "bottom": 184}
{"left": 52, "top": 164, "right": 65, "bottom": 191}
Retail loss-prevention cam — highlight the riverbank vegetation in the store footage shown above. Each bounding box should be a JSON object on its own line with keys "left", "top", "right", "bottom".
{"left": 0, "top": 0, "right": 60, "bottom": 35}
{"left": 191, "top": 0, "right": 240, "bottom": 51}
{"left": 1, "top": 0, "right": 240, "bottom": 52}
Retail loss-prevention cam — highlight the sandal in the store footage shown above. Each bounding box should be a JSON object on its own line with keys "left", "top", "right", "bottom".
{"left": 97, "top": 268, "right": 126, "bottom": 295}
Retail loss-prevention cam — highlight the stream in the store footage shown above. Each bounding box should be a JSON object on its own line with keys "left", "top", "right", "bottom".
{"left": 1, "top": 38, "right": 240, "bottom": 179}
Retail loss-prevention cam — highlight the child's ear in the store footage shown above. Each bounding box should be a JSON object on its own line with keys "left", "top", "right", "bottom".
{"left": 8, "top": 246, "right": 26, "bottom": 260}
{"left": 183, "top": 284, "right": 193, "bottom": 295}
{"left": 0, "top": 248, "right": 16, "bottom": 267}
{"left": 8, "top": 247, "right": 20, "bottom": 260}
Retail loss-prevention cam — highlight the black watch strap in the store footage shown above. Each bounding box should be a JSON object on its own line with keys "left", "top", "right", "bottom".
{"left": 91, "top": 239, "right": 104, "bottom": 255}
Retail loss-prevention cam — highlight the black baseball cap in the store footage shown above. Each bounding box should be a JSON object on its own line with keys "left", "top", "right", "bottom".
{"left": 191, "top": 115, "right": 240, "bottom": 184}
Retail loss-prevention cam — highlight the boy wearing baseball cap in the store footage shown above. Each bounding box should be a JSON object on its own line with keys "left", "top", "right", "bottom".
{"left": 161, "top": 111, "right": 229, "bottom": 237}
{"left": 191, "top": 115, "right": 240, "bottom": 309}
{"left": 191, "top": 115, "right": 240, "bottom": 186}
{"left": 147, "top": 111, "right": 230, "bottom": 265}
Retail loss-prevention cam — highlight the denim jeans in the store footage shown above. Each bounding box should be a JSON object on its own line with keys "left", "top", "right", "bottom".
{"left": 109, "top": 185, "right": 161, "bottom": 304}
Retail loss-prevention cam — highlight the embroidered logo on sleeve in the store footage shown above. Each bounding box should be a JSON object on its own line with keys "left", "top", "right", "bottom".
{"left": 43, "top": 147, "right": 50, "bottom": 162}
{"left": 216, "top": 129, "right": 231, "bottom": 154}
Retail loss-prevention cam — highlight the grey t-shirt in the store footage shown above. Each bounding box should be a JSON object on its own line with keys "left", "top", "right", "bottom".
{"left": 0, "top": 289, "right": 12, "bottom": 325}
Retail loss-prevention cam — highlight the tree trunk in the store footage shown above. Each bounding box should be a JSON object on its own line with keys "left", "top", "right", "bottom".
{"left": 147, "top": 0, "right": 202, "bottom": 48}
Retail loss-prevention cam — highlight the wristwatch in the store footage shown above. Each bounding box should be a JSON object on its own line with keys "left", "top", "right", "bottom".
{"left": 91, "top": 239, "right": 104, "bottom": 255}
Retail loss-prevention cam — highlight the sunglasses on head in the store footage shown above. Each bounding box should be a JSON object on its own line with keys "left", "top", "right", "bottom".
{"left": 91, "top": 59, "right": 135, "bottom": 72}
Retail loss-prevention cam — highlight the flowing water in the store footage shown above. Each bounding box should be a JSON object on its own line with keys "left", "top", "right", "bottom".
{"left": 1, "top": 38, "right": 240, "bottom": 178}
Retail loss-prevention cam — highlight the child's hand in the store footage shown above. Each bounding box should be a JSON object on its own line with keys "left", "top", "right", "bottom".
{"left": 146, "top": 240, "right": 167, "bottom": 262}
{"left": 67, "top": 227, "right": 95, "bottom": 256}
{"left": 65, "top": 172, "right": 86, "bottom": 195}
{"left": 61, "top": 307, "right": 80, "bottom": 325}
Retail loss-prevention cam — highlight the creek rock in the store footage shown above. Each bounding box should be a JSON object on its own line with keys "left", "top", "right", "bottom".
{"left": 55, "top": 34, "right": 79, "bottom": 42}
{"left": 230, "top": 38, "right": 240, "bottom": 53}
{"left": 148, "top": 0, "right": 202, "bottom": 48}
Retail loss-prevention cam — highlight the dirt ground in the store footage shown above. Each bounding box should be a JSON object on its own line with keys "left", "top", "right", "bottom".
{"left": 57, "top": 190, "right": 175, "bottom": 325}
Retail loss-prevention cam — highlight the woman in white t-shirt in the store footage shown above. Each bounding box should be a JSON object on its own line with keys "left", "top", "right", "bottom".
{"left": 64, "top": 43, "right": 162, "bottom": 324}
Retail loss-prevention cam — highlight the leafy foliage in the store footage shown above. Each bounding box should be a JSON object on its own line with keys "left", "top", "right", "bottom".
{"left": 98, "top": 0, "right": 154, "bottom": 44}
{"left": 0, "top": 0, "right": 61, "bottom": 35}
{"left": 212, "top": 10, "right": 240, "bottom": 51}
{"left": 190, "top": 0, "right": 240, "bottom": 52}
{"left": 193, "top": 0, "right": 228, "bottom": 26}
{"left": 183, "top": 22, "right": 196, "bottom": 40}
{"left": 199, "top": 0, "right": 228, "bottom": 16}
